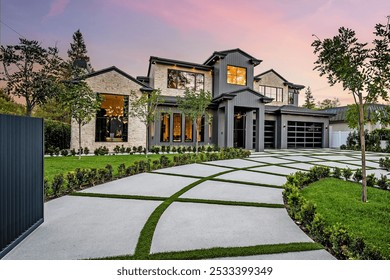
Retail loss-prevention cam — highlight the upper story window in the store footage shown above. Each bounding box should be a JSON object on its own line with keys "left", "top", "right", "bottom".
{"left": 260, "top": 86, "right": 283, "bottom": 102}
{"left": 227, "top": 65, "right": 246, "bottom": 86}
{"left": 288, "top": 90, "right": 295, "bottom": 104}
{"left": 167, "top": 69, "right": 204, "bottom": 91}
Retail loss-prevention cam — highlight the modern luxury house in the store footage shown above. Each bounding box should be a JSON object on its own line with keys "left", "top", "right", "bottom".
{"left": 70, "top": 48, "right": 334, "bottom": 152}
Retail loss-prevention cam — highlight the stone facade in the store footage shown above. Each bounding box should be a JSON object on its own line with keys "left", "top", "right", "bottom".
{"left": 149, "top": 64, "right": 213, "bottom": 97}
{"left": 70, "top": 69, "right": 146, "bottom": 152}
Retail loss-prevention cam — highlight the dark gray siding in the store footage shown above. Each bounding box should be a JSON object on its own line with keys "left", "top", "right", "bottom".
{"left": 0, "top": 114, "right": 44, "bottom": 259}
{"left": 213, "top": 52, "right": 255, "bottom": 96}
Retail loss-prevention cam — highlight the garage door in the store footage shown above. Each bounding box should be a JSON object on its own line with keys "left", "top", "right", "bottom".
{"left": 287, "top": 121, "right": 323, "bottom": 148}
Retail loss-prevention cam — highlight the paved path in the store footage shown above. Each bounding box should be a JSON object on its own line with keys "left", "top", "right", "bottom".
{"left": 6, "top": 148, "right": 384, "bottom": 260}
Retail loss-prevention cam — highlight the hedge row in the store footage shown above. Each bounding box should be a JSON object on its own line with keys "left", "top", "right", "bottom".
{"left": 44, "top": 120, "right": 70, "bottom": 152}
{"left": 283, "top": 166, "right": 384, "bottom": 260}
{"left": 44, "top": 148, "right": 251, "bottom": 200}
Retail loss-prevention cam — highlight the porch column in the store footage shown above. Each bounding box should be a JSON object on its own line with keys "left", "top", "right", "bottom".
{"left": 225, "top": 101, "right": 234, "bottom": 148}
{"left": 245, "top": 110, "right": 253, "bottom": 150}
{"left": 255, "top": 108, "right": 264, "bottom": 152}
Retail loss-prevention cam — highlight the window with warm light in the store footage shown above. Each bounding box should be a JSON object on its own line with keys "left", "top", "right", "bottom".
{"left": 95, "top": 93, "right": 128, "bottom": 142}
{"left": 185, "top": 116, "right": 193, "bottom": 142}
{"left": 197, "top": 116, "right": 205, "bottom": 142}
{"left": 227, "top": 65, "right": 246, "bottom": 85}
{"left": 160, "top": 113, "right": 170, "bottom": 142}
{"left": 173, "top": 113, "right": 182, "bottom": 142}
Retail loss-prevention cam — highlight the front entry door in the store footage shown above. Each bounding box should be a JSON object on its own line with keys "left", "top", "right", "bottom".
{"left": 234, "top": 110, "right": 246, "bottom": 148}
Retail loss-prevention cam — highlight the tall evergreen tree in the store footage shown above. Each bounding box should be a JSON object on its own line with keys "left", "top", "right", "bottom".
{"left": 302, "top": 86, "right": 316, "bottom": 109}
{"left": 67, "top": 29, "right": 91, "bottom": 77}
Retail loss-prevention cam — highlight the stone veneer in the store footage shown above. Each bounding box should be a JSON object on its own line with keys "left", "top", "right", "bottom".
{"left": 149, "top": 64, "right": 213, "bottom": 97}
{"left": 253, "top": 71, "right": 289, "bottom": 106}
{"left": 70, "top": 70, "right": 146, "bottom": 152}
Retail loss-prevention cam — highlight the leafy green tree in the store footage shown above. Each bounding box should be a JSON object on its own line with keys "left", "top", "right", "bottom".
{"left": 177, "top": 89, "right": 212, "bottom": 153}
{"left": 62, "top": 81, "right": 101, "bottom": 159}
{"left": 317, "top": 97, "right": 340, "bottom": 109}
{"left": 128, "top": 89, "right": 164, "bottom": 156}
{"left": 302, "top": 86, "right": 316, "bottom": 109}
{"left": 0, "top": 38, "right": 64, "bottom": 116}
{"left": 0, "top": 88, "right": 25, "bottom": 115}
{"left": 34, "top": 98, "right": 71, "bottom": 123}
{"left": 312, "top": 21, "right": 390, "bottom": 202}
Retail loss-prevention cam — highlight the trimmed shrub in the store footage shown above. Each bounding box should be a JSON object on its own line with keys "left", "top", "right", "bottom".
{"left": 332, "top": 167, "right": 342, "bottom": 179}
{"left": 366, "top": 173, "right": 377, "bottom": 187}
{"left": 52, "top": 174, "right": 64, "bottom": 197}
{"left": 353, "top": 168, "right": 363, "bottom": 182}
{"left": 61, "top": 149, "right": 69, "bottom": 157}
{"left": 118, "top": 163, "right": 126, "bottom": 178}
{"left": 84, "top": 147, "right": 89, "bottom": 155}
{"left": 377, "top": 174, "right": 389, "bottom": 190}
{"left": 342, "top": 167, "right": 353, "bottom": 181}
{"left": 329, "top": 224, "right": 351, "bottom": 260}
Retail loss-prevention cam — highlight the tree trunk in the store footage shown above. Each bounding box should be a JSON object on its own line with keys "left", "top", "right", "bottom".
{"left": 26, "top": 99, "right": 33, "bottom": 117}
{"left": 194, "top": 118, "right": 198, "bottom": 154}
{"left": 358, "top": 97, "right": 367, "bottom": 202}
{"left": 145, "top": 123, "right": 149, "bottom": 158}
{"left": 78, "top": 122, "right": 82, "bottom": 160}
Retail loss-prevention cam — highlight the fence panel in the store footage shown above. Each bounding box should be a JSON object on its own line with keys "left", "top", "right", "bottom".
{"left": 0, "top": 114, "right": 44, "bottom": 259}
{"left": 330, "top": 131, "right": 350, "bottom": 148}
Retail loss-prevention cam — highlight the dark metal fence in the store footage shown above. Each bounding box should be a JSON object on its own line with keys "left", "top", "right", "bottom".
{"left": 0, "top": 114, "right": 44, "bottom": 259}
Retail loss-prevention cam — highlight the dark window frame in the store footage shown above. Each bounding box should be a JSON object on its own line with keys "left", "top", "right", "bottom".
{"left": 173, "top": 113, "right": 182, "bottom": 142}
{"left": 160, "top": 113, "right": 170, "bottom": 142}
{"left": 167, "top": 69, "right": 205, "bottom": 91}
{"left": 227, "top": 65, "right": 247, "bottom": 86}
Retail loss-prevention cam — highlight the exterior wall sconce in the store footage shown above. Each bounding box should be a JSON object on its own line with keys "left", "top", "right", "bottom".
{"left": 325, "top": 126, "right": 328, "bottom": 130}
{"left": 283, "top": 124, "right": 286, "bottom": 128}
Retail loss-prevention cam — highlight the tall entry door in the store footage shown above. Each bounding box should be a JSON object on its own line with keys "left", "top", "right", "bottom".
{"left": 234, "top": 110, "right": 246, "bottom": 148}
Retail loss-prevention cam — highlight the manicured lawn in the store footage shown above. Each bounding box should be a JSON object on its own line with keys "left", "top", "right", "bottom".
{"left": 44, "top": 154, "right": 175, "bottom": 183}
{"left": 301, "top": 178, "right": 390, "bottom": 258}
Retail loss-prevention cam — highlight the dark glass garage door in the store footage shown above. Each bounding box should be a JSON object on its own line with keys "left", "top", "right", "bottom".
{"left": 287, "top": 121, "right": 323, "bottom": 148}
{"left": 264, "top": 120, "right": 276, "bottom": 149}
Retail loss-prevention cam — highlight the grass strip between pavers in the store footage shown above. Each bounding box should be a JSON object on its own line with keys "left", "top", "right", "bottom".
{"left": 175, "top": 197, "right": 284, "bottom": 208}
{"left": 133, "top": 169, "right": 235, "bottom": 259}
{"left": 70, "top": 192, "right": 168, "bottom": 202}
{"left": 101, "top": 242, "right": 323, "bottom": 260}
{"left": 150, "top": 171, "right": 203, "bottom": 179}
{"left": 209, "top": 178, "right": 284, "bottom": 189}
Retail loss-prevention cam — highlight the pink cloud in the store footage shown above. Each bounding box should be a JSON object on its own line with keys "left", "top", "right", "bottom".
{"left": 46, "top": 0, "right": 70, "bottom": 18}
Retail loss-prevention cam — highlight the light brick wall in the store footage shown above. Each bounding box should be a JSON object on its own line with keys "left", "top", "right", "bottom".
{"left": 150, "top": 64, "right": 213, "bottom": 97}
{"left": 253, "top": 71, "right": 291, "bottom": 106}
{"left": 70, "top": 70, "right": 146, "bottom": 152}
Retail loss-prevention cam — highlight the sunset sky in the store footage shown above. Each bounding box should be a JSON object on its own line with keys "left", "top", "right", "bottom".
{"left": 1, "top": 0, "right": 389, "bottom": 105}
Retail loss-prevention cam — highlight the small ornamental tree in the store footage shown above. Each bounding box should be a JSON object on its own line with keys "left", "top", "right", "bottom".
{"left": 177, "top": 89, "right": 212, "bottom": 154}
{"left": 128, "top": 89, "right": 164, "bottom": 156}
{"left": 0, "top": 38, "right": 64, "bottom": 116}
{"left": 312, "top": 20, "right": 390, "bottom": 202}
{"left": 62, "top": 81, "right": 101, "bottom": 159}
{"left": 302, "top": 86, "right": 316, "bottom": 109}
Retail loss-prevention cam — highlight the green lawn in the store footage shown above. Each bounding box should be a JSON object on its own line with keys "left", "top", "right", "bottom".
{"left": 301, "top": 178, "right": 390, "bottom": 258}
{"left": 44, "top": 154, "right": 175, "bottom": 182}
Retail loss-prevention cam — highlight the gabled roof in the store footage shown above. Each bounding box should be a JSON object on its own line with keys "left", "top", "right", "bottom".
{"left": 254, "top": 69, "right": 305, "bottom": 90}
{"left": 212, "top": 87, "right": 273, "bottom": 103}
{"left": 321, "top": 104, "right": 389, "bottom": 122}
{"left": 204, "top": 48, "right": 262, "bottom": 66}
{"left": 83, "top": 66, "right": 153, "bottom": 91}
{"left": 266, "top": 105, "right": 335, "bottom": 117}
{"left": 147, "top": 56, "right": 212, "bottom": 77}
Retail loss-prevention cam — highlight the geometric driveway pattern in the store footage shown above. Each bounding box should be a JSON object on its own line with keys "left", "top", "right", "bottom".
{"left": 6, "top": 148, "right": 384, "bottom": 260}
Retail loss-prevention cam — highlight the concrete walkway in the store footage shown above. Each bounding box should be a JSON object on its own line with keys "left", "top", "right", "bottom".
{"left": 6, "top": 148, "right": 380, "bottom": 260}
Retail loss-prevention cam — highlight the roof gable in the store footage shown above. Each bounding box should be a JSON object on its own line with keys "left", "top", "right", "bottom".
{"left": 204, "top": 48, "right": 262, "bottom": 66}
{"left": 213, "top": 87, "right": 272, "bottom": 104}
{"left": 84, "top": 66, "right": 152, "bottom": 90}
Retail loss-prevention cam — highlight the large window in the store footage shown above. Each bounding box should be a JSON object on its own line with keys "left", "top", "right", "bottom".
{"left": 227, "top": 65, "right": 246, "bottom": 85}
{"left": 160, "top": 113, "right": 170, "bottom": 142}
{"left": 261, "top": 86, "right": 283, "bottom": 102}
{"left": 197, "top": 116, "right": 205, "bottom": 142}
{"left": 95, "top": 93, "right": 128, "bottom": 142}
{"left": 185, "top": 116, "right": 193, "bottom": 142}
{"left": 173, "top": 113, "right": 182, "bottom": 142}
{"left": 167, "top": 69, "right": 204, "bottom": 91}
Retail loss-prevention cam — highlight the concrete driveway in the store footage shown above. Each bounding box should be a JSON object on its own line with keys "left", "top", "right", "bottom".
{"left": 6, "top": 148, "right": 381, "bottom": 260}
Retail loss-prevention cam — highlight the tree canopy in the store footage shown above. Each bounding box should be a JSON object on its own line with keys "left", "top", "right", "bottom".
{"left": 312, "top": 20, "right": 390, "bottom": 202}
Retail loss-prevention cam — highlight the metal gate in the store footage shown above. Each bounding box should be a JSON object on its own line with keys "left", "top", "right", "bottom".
{"left": 0, "top": 114, "right": 44, "bottom": 259}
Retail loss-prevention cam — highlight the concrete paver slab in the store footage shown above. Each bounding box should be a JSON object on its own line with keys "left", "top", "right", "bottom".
{"left": 280, "top": 163, "right": 316, "bottom": 171}
{"left": 250, "top": 165, "right": 300, "bottom": 176}
{"left": 247, "top": 157, "right": 293, "bottom": 164}
{"left": 340, "top": 160, "right": 380, "bottom": 169}
{"left": 205, "top": 159, "right": 262, "bottom": 168}
{"left": 151, "top": 202, "right": 313, "bottom": 253}
{"left": 365, "top": 169, "right": 390, "bottom": 179}
{"left": 279, "top": 155, "right": 322, "bottom": 162}
{"left": 154, "top": 163, "right": 230, "bottom": 177}
{"left": 4, "top": 196, "right": 160, "bottom": 260}
{"left": 80, "top": 173, "right": 196, "bottom": 197}
{"left": 216, "top": 170, "right": 287, "bottom": 186}
{"left": 216, "top": 249, "right": 335, "bottom": 260}
{"left": 314, "top": 161, "right": 360, "bottom": 170}
{"left": 311, "top": 155, "right": 355, "bottom": 161}
{"left": 180, "top": 180, "right": 284, "bottom": 204}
